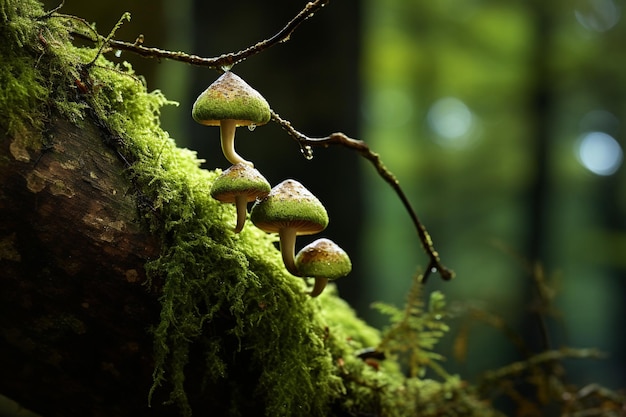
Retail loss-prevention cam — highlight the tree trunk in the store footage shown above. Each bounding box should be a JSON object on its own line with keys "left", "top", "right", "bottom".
{"left": 0, "top": 111, "right": 170, "bottom": 415}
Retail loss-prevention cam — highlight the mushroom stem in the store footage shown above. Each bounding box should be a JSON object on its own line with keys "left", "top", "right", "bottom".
{"left": 308, "top": 277, "right": 329, "bottom": 298}
{"left": 233, "top": 194, "right": 249, "bottom": 233}
{"left": 220, "top": 119, "right": 253, "bottom": 167}
{"left": 278, "top": 228, "right": 300, "bottom": 276}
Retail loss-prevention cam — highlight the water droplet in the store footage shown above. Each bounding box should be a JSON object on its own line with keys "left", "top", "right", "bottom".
{"left": 114, "top": 50, "right": 122, "bottom": 58}
{"left": 300, "top": 145, "right": 314, "bottom": 160}
{"left": 248, "top": 124, "right": 256, "bottom": 132}
{"left": 220, "top": 64, "right": 233, "bottom": 72}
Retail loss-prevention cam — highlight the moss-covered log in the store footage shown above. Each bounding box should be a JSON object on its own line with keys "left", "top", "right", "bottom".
{"left": 0, "top": 0, "right": 507, "bottom": 416}
{"left": 0, "top": 112, "right": 163, "bottom": 413}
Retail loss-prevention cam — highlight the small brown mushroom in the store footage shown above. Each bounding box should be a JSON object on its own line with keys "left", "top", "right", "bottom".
{"left": 295, "top": 238, "right": 352, "bottom": 297}
{"left": 250, "top": 179, "right": 328, "bottom": 275}
{"left": 192, "top": 71, "right": 270, "bottom": 167}
{"left": 210, "top": 163, "right": 271, "bottom": 233}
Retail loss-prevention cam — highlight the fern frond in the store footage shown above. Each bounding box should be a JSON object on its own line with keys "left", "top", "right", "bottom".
{"left": 374, "top": 272, "right": 450, "bottom": 378}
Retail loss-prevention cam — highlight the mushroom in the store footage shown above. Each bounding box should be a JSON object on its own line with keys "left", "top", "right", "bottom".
{"left": 210, "top": 163, "right": 271, "bottom": 233}
{"left": 192, "top": 71, "right": 271, "bottom": 167}
{"left": 250, "top": 179, "right": 328, "bottom": 275}
{"left": 295, "top": 238, "right": 352, "bottom": 297}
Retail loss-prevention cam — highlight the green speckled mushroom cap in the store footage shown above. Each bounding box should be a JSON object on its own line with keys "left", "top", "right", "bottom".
{"left": 295, "top": 238, "right": 352, "bottom": 280}
{"left": 192, "top": 71, "right": 271, "bottom": 127}
{"left": 210, "top": 163, "right": 271, "bottom": 204}
{"left": 250, "top": 179, "right": 329, "bottom": 235}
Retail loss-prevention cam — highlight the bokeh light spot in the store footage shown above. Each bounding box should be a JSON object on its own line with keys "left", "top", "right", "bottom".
{"left": 427, "top": 97, "right": 475, "bottom": 148}
{"left": 576, "top": 131, "right": 623, "bottom": 176}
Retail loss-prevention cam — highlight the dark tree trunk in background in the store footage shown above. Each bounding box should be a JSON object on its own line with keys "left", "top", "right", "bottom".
{"left": 523, "top": 0, "right": 554, "bottom": 352}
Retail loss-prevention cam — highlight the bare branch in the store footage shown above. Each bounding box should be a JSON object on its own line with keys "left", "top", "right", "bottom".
{"left": 67, "top": 0, "right": 330, "bottom": 69}
{"left": 270, "top": 110, "right": 454, "bottom": 283}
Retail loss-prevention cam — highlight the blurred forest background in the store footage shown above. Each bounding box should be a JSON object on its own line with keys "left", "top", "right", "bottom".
{"left": 42, "top": 0, "right": 625, "bottom": 393}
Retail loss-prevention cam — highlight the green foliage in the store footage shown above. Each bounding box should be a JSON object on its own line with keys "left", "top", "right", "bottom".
{"left": 373, "top": 274, "right": 450, "bottom": 378}
{"left": 0, "top": 0, "right": 48, "bottom": 135}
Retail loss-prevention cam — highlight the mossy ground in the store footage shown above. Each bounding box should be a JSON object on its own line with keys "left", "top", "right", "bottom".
{"left": 0, "top": 1, "right": 505, "bottom": 416}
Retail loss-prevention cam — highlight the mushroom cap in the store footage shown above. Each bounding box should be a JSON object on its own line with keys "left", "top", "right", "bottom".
{"left": 295, "top": 238, "right": 352, "bottom": 280}
{"left": 192, "top": 71, "right": 271, "bottom": 127}
{"left": 210, "top": 163, "right": 271, "bottom": 204}
{"left": 250, "top": 179, "right": 329, "bottom": 235}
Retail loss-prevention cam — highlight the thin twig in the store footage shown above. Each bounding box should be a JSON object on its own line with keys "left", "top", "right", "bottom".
{"left": 39, "top": 0, "right": 65, "bottom": 19}
{"left": 86, "top": 12, "right": 130, "bottom": 67}
{"left": 68, "top": 0, "right": 330, "bottom": 69}
{"left": 270, "top": 110, "right": 454, "bottom": 282}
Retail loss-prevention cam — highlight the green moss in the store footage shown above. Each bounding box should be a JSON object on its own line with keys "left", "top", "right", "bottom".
{"left": 1, "top": 2, "right": 505, "bottom": 416}
{"left": 0, "top": 0, "right": 48, "bottom": 135}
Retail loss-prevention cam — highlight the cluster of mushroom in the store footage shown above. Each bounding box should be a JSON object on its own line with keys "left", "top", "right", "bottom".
{"left": 192, "top": 71, "right": 351, "bottom": 297}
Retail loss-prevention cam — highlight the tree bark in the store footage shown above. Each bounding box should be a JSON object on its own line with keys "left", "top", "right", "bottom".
{"left": 0, "top": 112, "right": 168, "bottom": 416}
